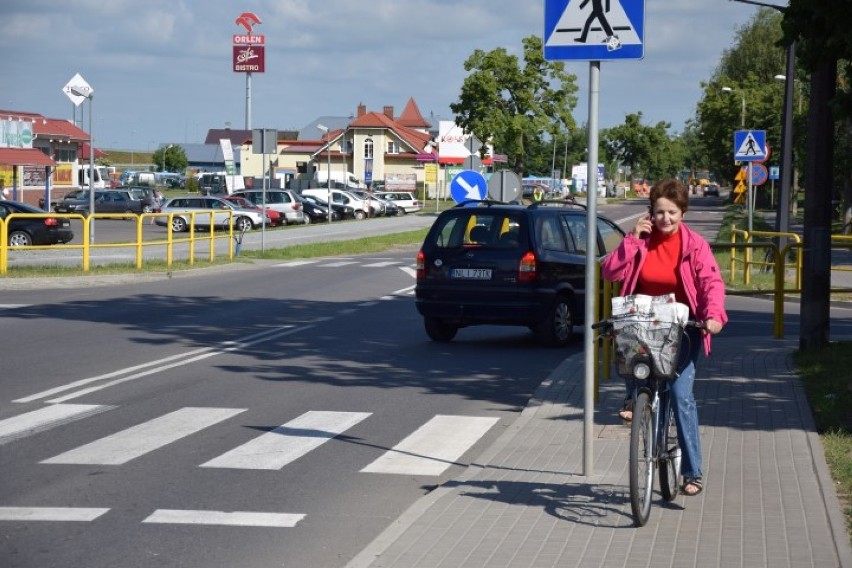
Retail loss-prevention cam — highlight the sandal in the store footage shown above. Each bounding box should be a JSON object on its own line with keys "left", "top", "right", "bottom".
{"left": 618, "top": 400, "right": 633, "bottom": 423}
{"left": 683, "top": 477, "right": 704, "bottom": 496}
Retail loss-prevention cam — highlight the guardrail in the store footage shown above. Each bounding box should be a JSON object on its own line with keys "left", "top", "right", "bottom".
{"left": 0, "top": 211, "right": 238, "bottom": 275}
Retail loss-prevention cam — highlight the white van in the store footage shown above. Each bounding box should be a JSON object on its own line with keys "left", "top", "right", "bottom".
{"left": 77, "top": 165, "right": 106, "bottom": 189}
{"left": 301, "top": 188, "right": 373, "bottom": 219}
{"left": 315, "top": 170, "right": 365, "bottom": 190}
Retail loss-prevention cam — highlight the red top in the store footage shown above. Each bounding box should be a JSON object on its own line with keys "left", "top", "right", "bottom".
{"left": 637, "top": 229, "right": 688, "bottom": 304}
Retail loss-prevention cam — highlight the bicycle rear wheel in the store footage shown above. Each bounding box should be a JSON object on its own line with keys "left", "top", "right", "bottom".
{"left": 629, "top": 391, "right": 654, "bottom": 526}
{"left": 659, "top": 404, "right": 681, "bottom": 501}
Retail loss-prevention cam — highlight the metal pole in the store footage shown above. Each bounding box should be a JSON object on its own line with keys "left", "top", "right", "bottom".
{"left": 327, "top": 141, "right": 332, "bottom": 223}
{"left": 740, "top": 94, "right": 746, "bottom": 129}
{"left": 88, "top": 95, "right": 95, "bottom": 244}
{"left": 583, "top": 61, "right": 600, "bottom": 477}
{"left": 551, "top": 135, "right": 557, "bottom": 194}
{"left": 775, "top": 41, "right": 796, "bottom": 247}
{"left": 747, "top": 162, "right": 754, "bottom": 234}
{"left": 246, "top": 72, "right": 252, "bottom": 130}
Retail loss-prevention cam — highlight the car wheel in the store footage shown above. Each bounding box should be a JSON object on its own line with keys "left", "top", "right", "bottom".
{"left": 8, "top": 231, "right": 33, "bottom": 247}
{"left": 536, "top": 294, "right": 574, "bottom": 346}
{"left": 399, "top": 209, "right": 407, "bottom": 216}
{"left": 171, "top": 217, "right": 188, "bottom": 232}
{"left": 303, "top": 215, "right": 311, "bottom": 225}
{"left": 424, "top": 317, "right": 458, "bottom": 342}
{"left": 355, "top": 210, "right": 366, "bottom": 220}
{"left": 234, "top": 216, "right": 254, "bottom": 232}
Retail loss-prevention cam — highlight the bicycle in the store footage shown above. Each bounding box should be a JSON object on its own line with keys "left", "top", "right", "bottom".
{"left": 593, "top": 296, "right": 704, "bottom": 527}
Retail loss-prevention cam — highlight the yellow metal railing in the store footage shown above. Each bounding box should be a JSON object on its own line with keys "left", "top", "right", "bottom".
{"left": 0, "top": 211, "right": 237, "bottom": 275}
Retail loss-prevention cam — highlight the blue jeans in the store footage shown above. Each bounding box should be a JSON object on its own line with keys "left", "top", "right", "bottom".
{"left": 624, "top": 327, "right": 703, "bottom": 479}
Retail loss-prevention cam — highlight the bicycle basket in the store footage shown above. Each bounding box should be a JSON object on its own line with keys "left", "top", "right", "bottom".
{"left": 613, "top": 318, "right": 684, "bottom": 380}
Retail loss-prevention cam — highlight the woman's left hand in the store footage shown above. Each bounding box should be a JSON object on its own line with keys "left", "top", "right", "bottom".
{"left": 703, "top": 318, "right": 723, "bottom": 335}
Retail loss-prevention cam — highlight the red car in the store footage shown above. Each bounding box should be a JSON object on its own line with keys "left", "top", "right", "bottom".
{"left": 223, "top": 195, "right": 284, "bottom": 226}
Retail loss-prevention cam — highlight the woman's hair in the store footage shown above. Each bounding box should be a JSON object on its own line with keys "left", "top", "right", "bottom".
{"left": 649, "top": 178, "right": 689, "bottom": 213}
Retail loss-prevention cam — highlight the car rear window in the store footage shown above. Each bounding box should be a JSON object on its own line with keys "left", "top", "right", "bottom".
{"left": 429, "top": 212, "right": 525, "bottom": 250}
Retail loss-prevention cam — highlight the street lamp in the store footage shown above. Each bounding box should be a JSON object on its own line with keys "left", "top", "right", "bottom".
{"left": 131, "top": 129, "right": 135, "bottom": 167}
{"left": 721, "top": 86, "right": 746, "bottom": 128}
{"left": 161, "top": 144, "right": 174, "bottom": 173}
{"left": 70, "top": 87, "right": 95, "bottom": 244}
{"left": 317, "top": 124, "right": 332, "bottom": 223}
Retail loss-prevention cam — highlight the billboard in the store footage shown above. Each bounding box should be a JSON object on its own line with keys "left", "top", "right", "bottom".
{"left": 233, "top": 45, "right": 265, "bottom": 73}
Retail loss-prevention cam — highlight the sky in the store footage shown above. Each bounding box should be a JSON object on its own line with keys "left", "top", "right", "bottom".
{"left": 0, "top": 0, "right": 764, "bottom": 153}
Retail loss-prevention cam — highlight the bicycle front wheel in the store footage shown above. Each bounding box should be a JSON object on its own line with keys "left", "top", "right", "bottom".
{"left": 629, "top": 391, "right": 654, "bottom": 526}
{"left": 659, "top": 404, "right": 681, "bottom": 501}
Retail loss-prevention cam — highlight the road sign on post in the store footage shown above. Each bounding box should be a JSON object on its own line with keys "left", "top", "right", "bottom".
{"left": 544, "top": 0, "right": 646, "bottom": 61}
{"left": 734, "top": 130, "right": 767, "bottom": 162}
{"left": 450, "top": 170, "right": 487, "bottom": 204}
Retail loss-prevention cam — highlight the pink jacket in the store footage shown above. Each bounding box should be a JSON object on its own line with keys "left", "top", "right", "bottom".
{"left": 601, "top": 222, "right": 728, "bottom": 354}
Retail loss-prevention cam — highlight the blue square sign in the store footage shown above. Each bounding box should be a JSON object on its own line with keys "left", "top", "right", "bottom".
{"left": 544, "top": 0, "right": 645, "bottom": 61}
{"left": 734, "top": 130, "right": 767, "bottom": 162}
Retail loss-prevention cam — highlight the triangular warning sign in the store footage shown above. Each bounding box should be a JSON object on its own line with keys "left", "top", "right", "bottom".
{"left": 734, "top": 181, "right": 746, "bottom": 193}
{"left": 735, "top": 167, "right": 746, "bottom": 181}
{"left": 735, "top": 132, "right": 766, "bottom": 159}
{"left": 545, "top": 0, "right": 641, "bottom": 49}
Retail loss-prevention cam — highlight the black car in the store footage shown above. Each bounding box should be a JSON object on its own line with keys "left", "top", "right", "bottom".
{"left": 300, "top": 193, "right": 355, "bottom": 221}
{"left": 54, "top": 190, "right": 145, "bottom": 215}
{"left": 704, "top": 183, "right": 720, "bottom": 197}
{"left": 415, "top": 200, "right": 625, "bottom": 346}
{"left": 0, "top": 200, "right": 74, "bottom": 246}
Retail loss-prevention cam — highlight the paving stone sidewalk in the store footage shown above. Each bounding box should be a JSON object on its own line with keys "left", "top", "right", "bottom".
{"left": 348, "top": 334, "right": 852, "bottom": 568}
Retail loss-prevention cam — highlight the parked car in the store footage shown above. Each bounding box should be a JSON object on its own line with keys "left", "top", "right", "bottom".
{"left": 154, "top": 196, "right": 268, "bottom": 232}
{"left": 350, "top": 190, "right": 386, "bottom": 217}
{"left": 300, "top": 193, "right": 354, "bottom": 221}
{"left": 415, "top": 200, "right": 625, "bottom": 346}
{"left": 0, "top": 200, "right": 74, "bottom": 246}
{"left": 297, "top": 194, "right": 335, "bottom": 223}
{"left": 704, "top": 183, "right": 720, "bottom": 197}
{"left": 223, "top": 195, "right": 284, "bottom": 226}
{"left": 302, "top": 189, "right": 373, "bottom": 219}
{"left": 230, "top": 189, "right": 305, "bottom": 225}
{"left": 122, "top": 186, "right": 164, "bottom": 213}
{"left": 375, "top": 191, "right": 421, "bottom": 214}
{"left": 54, "top": 190, "right": 144, "bottom": 215}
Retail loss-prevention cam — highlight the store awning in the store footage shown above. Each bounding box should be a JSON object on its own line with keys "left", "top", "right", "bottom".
{"left": 0, "top": 148, "right": 56, "bottom": 167}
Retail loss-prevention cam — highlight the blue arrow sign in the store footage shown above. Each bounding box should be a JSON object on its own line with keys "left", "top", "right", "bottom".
{"left": 450, "top": 170, "right": 488, "bottom": 203}
{"left": 544, "top": 0, "right": 645, "bottom": 61}
{"left": 734, "top": 130, "right": 767, "bottom": 162}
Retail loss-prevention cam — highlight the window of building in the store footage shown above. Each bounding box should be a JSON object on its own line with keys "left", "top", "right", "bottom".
{"left": 364, "top": 138, "right": 373, "bottom": 159}
{"left": 386, "top": 140, "right": 399, "bottom": 154}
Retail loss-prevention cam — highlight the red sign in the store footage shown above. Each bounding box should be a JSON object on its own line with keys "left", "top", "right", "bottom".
{"left": 233, "top": 45, "right": 265, "bottom": 73}
{"left": 233, "top": 34, "right": 265, "bottom": 45}
{"left": 751, "top": 164, "right": 769, "bottom": 186}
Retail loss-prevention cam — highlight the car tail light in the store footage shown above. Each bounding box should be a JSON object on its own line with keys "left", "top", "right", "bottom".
{"left": 416, "top": 250, "right": 425, "bottom": 280}
{"left": 293, "top": 203, "right": 301, "bottom": 211}
{"left": 518, "top": 251, "right": 537, "bottom": 282}
{"left": 44, "top": 217, "right": 60, "bottom": 227}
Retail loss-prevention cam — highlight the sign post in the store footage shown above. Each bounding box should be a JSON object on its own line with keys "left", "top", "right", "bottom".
{"left": 233, "top": 12, "right": 264, "bottom": 130}
{"left": 544, "top": 0, "right": 646, "bottom": 477}
{"left": 734, "top": 129, "right": 767, "bottom": 234}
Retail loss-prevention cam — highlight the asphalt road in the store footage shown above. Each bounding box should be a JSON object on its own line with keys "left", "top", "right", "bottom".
{"left": 0, "top": 247, "right": 580, "bottom": 568}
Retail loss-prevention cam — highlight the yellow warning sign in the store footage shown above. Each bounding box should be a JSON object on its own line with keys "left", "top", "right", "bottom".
{"left": 735, "top": 167, "right": 747, "bottom": 181}
{"left": 734, "top": 181, "right": 746, "bottom": 193}
{"left": 733, "top": 191, "right": 745, "bottom": 204}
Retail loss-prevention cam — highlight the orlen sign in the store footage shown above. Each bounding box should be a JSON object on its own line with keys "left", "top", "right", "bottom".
{"left": 233, "top": 12, "right": 264, "bottom": 73}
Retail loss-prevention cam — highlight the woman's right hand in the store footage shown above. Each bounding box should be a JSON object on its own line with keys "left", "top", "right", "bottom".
{"left": 633, "top": 214, "right": 653, "bottom": 238}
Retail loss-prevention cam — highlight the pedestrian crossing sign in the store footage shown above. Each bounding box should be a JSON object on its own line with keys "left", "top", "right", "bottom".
{"left": 544, "top": 0, "right": 645, "bottom": 61}
{"left": 733, "top": 130, "right": 767, "bottom": 162}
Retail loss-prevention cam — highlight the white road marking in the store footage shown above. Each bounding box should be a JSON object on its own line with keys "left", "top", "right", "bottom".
{"left": 399, "top": 266, "right": 416, "bottom": 278}
{"left": 362, "top": 261, "right": 400, "bottom": 267}
{"left": 142, "top": 509, "right": 305, "bottom": 528}
{"left": 201, "top": 410, "right": 371, "bottom": 470}
{"left": 322, "top": 261, "right": 359, "bottom": 267}
{"left": 0, "top": 507, "right": 109, "bottom": 522}
{"left": 42, "top": 407, "right": 245, "bottom": 465}
{"left": 273, "top": 259, "right": 320, "bottom": 267}
{"left": 361, "top": 415, "right": 499, "bottom": 476}
{"left": 0, "top": 404, "right": 113, "bottom": 445}
{"left": 18, "top": 325, "right": 305, "bottom": 404}
{"left": 391, "top": 284, "right": 415, "bottom": 296}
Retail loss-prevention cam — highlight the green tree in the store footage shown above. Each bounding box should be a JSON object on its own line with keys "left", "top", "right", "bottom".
{"left": 451, "top": 35, "right": 579, "bottom": 175}
{"left": 602, "top": 112, "right": 679, "bottom": 181}
{"left": 152, "top": 145, "right": 188, "bottom": 173}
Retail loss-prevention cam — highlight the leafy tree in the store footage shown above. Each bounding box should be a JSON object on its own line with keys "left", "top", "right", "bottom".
{"left": 152, "top": 145, "right": 188, "bottom": 173}
{"left": 451, "top": 35, "right": 579, "bottom": 175}
{"left": 602, "top": 112, "right": 680, "bottom": 181}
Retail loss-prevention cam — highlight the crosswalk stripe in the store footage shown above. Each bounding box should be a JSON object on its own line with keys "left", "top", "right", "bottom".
{"left": 200, "top": 410, "right": 371, "bottom": 470}
{"left": 0, "top": 507, "right": 109, "bottom": 522}
{"left": 321, "top": 261, "right": 359, "bottom": 267}
{"left": 362, "top": 261, "right": 400, "bottom": 267}
{"left": 142, "top": 509, "right": 305, "bottom": 527}
{"left": 360, "top": 415, "right": 499, "bottom": 476}
{"left": 0, "top": 404, "right": 113, "bottom": 445}
{"left": 41, "top": 407, "right": 245, "bottom": 465}
{"left": 274, "top": 259, "right": 320, "bottom": 267}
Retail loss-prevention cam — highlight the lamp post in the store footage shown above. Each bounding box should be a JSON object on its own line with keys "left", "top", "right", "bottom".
{"left": 721, "top": 86, "right": 746, "bottom": 128}
{"left": 161, "top": 144, "right": 174, "bottom": 173}
{"left": 317, "top": 124, "right": 332, "bottom": 223}
{"left": 70, "top": 87, "right": 95, "bottom": 244}
{"left": 131, "top": 129, "right": 135, "bottom": 167}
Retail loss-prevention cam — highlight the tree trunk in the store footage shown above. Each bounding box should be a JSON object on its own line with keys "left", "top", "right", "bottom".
{"left": 799, "top": 57, "right": 837, "bottom": 350}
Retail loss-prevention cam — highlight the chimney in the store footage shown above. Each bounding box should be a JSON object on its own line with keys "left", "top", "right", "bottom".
{"left": 357, "top": 103, "right": 366, "bottom": 117}
{"left": 383, "top": 106, "right": 394, "bottom": 119}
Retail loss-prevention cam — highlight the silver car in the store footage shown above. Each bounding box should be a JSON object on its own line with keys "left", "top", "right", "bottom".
{"left": 154, "top": 196, "right": 268, "bottom": 232}
{"left": 230, "top": 189, "right": 306, "bottom": 225}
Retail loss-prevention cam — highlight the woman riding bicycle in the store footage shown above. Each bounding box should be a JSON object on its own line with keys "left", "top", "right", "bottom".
{"left": 601, "top": 178, "right": 727, "bottom": 497}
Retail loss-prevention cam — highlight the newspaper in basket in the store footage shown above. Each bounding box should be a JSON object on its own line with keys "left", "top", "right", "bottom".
{"left": 610, "top": 294, "right": 689, "bottom": 380}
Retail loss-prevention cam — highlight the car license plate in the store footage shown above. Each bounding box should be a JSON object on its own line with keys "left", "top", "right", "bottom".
{"left": 451, "top": 268, "right": 492, "bottom": 280}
